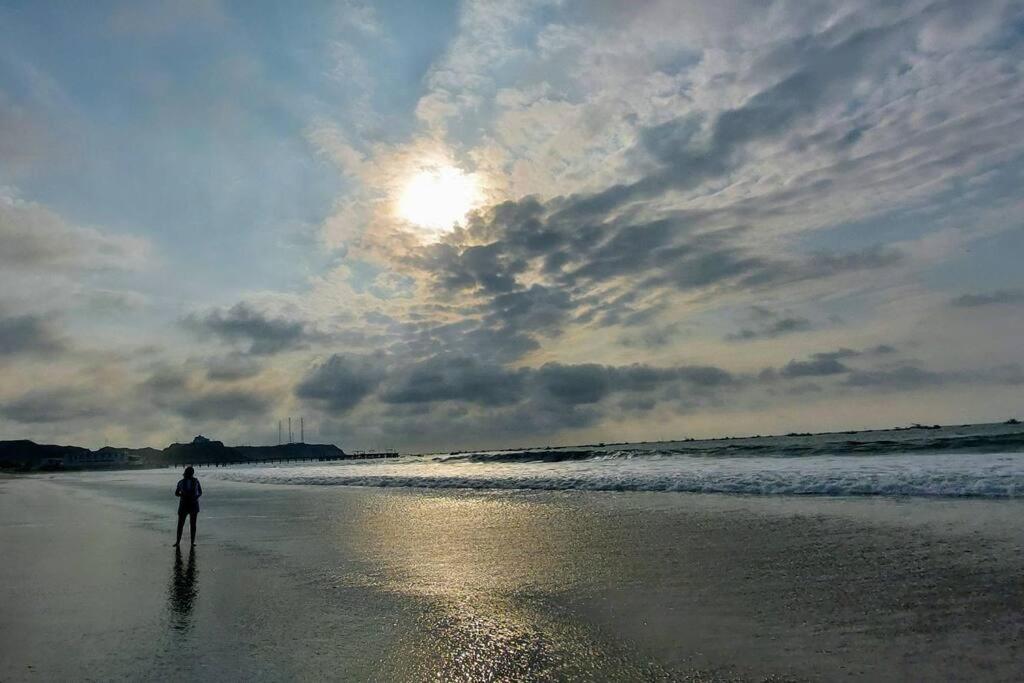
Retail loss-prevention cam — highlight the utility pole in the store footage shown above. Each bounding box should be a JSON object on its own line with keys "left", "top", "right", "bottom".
{"left": 288, "top": 417, "right": 292, "bottom": 444}
{"left": 278, "top": 420, "right": 282, "bottom": 446}
{"left": 300, "top": 417, "right": 304, "bottom": 444}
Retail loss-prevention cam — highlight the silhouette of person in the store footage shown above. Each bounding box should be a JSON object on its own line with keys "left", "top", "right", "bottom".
{"left": 174, "top": 466, "right": 203, "bottom": 547}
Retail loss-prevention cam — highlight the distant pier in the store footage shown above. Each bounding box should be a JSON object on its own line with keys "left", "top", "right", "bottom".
{"left": 171, "top": 449, "right": 401, "bottom": 469}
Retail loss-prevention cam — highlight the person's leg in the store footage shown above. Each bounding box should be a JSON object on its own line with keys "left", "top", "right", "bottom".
{"left": 175, "top": 512, "right": 186, "bottom": 546}
{"left": 189, "top": 511, "right": 198, "bottom": 545}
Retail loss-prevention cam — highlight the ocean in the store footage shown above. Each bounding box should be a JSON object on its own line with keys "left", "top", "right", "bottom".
{"left": 210, "top": 422, "right": 1024, "bottom": 498}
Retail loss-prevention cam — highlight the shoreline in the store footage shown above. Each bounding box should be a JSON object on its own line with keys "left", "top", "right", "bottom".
{"left": 3, "top": 472, "right": 1023, "bottom": 680}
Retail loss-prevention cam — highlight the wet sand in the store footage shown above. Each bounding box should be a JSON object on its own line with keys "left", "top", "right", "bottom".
{"left": 1, "top": 471, "right": 1023, "bottom": 681}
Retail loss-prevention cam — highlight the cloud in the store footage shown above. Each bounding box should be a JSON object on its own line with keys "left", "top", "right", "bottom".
{"left": 415, "top": 199, "right": 904, "bottom": 358}
{"left": 0, "top": 387, "right": 106, "bottom": 423}
{"left": 483, "top": 284, "right": 575, "bottom": 335}
{"left": 380, "top": 355, "right": 527, "bottom": 406}
{"left": 781, "top": 355, "right": 851, "bottom": 378}
{"left": 777, "top": 348, "right": 862, "bottom": 378}
{"left": 171, "top": 390, "right": 272, "bottom": 421}
{"left": 0, "top": 313, "right": 66, "bottom": 357}
{"left": 295, "top": 351, "right": 742, "bottom": 448}
{"left": 843, "top": 364, "right": 946, "bottom": 389}
{"left": 390, "top": 318, "right": 541, "bottom": 364}
{"left": 727, "top": 307, "right": 813, "bottom": 341}
{"left": 951, "top": 290, "right": 1024, "bottom": 307}
{"left": 535, "top": 362, "right": 734, "bottom": 405}
{"left": 295, "top": 353, "right": 387, "bottom": 412}
{"left": 844, "top": 362, "right": 1024, "bottom": 391}
{"left": 184, "top": 303, "right": 317, "bottom": 355}
{"left": 619, "top": 323, "right": 683, "bottom": 349}
{"left": 297, "top": 350, "right": 736, "bottom": 422}
{"left": 759, "top": 343, "right": 1022, "bottom": 393}
{"left": 553, "top": 18, "right": 914, "bottom": 220}
{"left": 425, "top": 241, "right": 528, "bottom": 294}
{"left": 535, "top": 363, "right": 611, "bottom": 404}
{"left": 137, "top": 364, "right": 275, "bottom": 422}
{"left": 770, "top": 345, "right": 902, "bottom": 380}
{"left": 0, "top": 192, "right": 150, "bottom": 272}
{"left": 204, "top": 354, "right": 262, "bottom": 381}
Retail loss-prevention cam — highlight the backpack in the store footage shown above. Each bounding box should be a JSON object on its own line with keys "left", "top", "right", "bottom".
{"left": 180, "top": 479, "right": 199, "bottom": 499}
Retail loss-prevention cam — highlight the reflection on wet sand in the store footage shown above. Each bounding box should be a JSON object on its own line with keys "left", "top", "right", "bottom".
{"left": 168, "top": 548, "right": 198, "bottom": 632}
{"left": 354, "top": 493, "right": 665, "bottom": 680}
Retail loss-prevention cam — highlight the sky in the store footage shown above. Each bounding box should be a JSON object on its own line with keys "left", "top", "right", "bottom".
{"left": 1, "top": 0, "right": 1023, "bottom": 452}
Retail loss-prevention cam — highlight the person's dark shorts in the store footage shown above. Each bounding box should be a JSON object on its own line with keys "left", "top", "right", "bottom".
{"left": 178, "top": 500, "right": 200, "bottom": 515}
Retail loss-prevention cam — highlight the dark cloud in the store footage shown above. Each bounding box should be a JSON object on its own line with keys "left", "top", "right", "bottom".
{"left": 380, "top": 355, "right": 527, "bottom": 406}
{"left": 763, "top": 346, "right": 1021, "bottom": 393}
{"left": 136, "top": 364, "right": 274, "bottom": 421}
{"left": 140, "top": 366, "right": 188, "bottom": 394}
{"left": 425, "top": 241, "right": 528, "bottom": 294}
{"left": 843, "top": 364, "right": 945, "bottom": 389}
{"left": 421, "top": 198, "right": 902, "bottom": 359}
{"left": 297, "top": 351, "right": 736, "bottom": 426}
{"left": 768, "top": 345, "right": 902, "bottom": 380}
{"left": 535, "top": 362, "right": 734, "bottom": 405}
{"left": 0, "top": 314, "right": 66, "bottom": 356}
{"left": 727, "top": 314, "right": 812, "bottom": 341}
{"left": 781, "top": 356, "right": 849, "bottom": 378}
{"left": 779, "top": 349, "right": 860, "bottom": 378}
{"left": 951, "top": 289, "right": 1024, "bottom": 307}
{"left": 295, "top": 353, "right": 387, "bottom": 412}
{"left": 562, "top": 218, "right": 682, "bottom": 284}
{"left": 205, "top": 354, "right": 262, "bottom": 381}
{"left": 619, "top": 323, "right": 683, "bottom": 349}
{"left": 172, "top": 390, "right": 272, "bottom": 421}
{"left": 0, "top": 388, "right": 105, "bottom": 423}
{"left": 536, "top": 363, "right": 611, "bottom": 404}
{"left": 391, "top": 318, "right": 540, "bottom": 364}
{"left": 184, "top": 303, "right": 315, "bottom": 355}
{"left": 303, "top": 354, "right": 740, "bottom": 450}
{"left": 483, "top": 284, "right": 575, "bottom": 335}
{"left": 670, "top": 365, "right": 737, "bottom": 387}
{"left": 735, "top": 246, "right": 904, "bottom": 290}
{"left": 844, "top": 363, "right": 1024, "bottom": 391}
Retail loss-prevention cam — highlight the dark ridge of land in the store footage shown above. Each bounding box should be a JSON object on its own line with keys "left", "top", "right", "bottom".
{"left": 0, "top": 438, "right": 349, "bottom": 472}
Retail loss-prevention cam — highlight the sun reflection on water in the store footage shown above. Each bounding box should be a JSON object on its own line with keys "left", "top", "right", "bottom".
{"left": 348, "top": 492, "right": 666, "bottom": 680}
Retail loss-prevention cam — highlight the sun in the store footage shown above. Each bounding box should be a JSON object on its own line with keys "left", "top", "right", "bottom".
{"left": 397, "top": 165, "right": 481, "bottom": 236}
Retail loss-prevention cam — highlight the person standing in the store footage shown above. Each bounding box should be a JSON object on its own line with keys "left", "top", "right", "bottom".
{"left": 174, "top": 466, "right": 202, "bottom": 547}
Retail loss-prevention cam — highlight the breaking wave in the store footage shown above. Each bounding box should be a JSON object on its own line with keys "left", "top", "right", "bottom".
{"left": 211, "top": 451, "right": 1024, "bottom": 499}
{"left": 432, "top": 431, "right": 1024, "bottom": 464}
{"left": 199, "top": 426, "right": 1024, "bottom": 499}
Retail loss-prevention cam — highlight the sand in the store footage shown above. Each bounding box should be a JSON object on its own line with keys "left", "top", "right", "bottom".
{"left": 2, "top": 470, "right": 1023, "bottom": 681}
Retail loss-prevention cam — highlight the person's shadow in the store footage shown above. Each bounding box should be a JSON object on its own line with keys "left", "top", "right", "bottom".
{"left": 168, "top": 547, "right": 199, "bottom": 631}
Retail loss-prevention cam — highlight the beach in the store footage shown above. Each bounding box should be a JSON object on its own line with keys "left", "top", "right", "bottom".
{"left": 2, "top": 470, "right": 1023, "bottom": 681}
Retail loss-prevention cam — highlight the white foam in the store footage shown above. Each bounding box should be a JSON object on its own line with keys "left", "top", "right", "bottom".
{"left": 205, "top": 452, "right": 1024, "bottom": 498}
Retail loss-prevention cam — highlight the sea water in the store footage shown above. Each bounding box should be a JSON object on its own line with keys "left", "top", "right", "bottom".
{"left": 208, "top": 423, "right": 1024, "bottom": 498}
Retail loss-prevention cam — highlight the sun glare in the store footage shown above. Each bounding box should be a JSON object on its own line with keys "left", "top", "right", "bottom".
{"left": 397, "top": 166, "right": 481, "bottom": 236}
